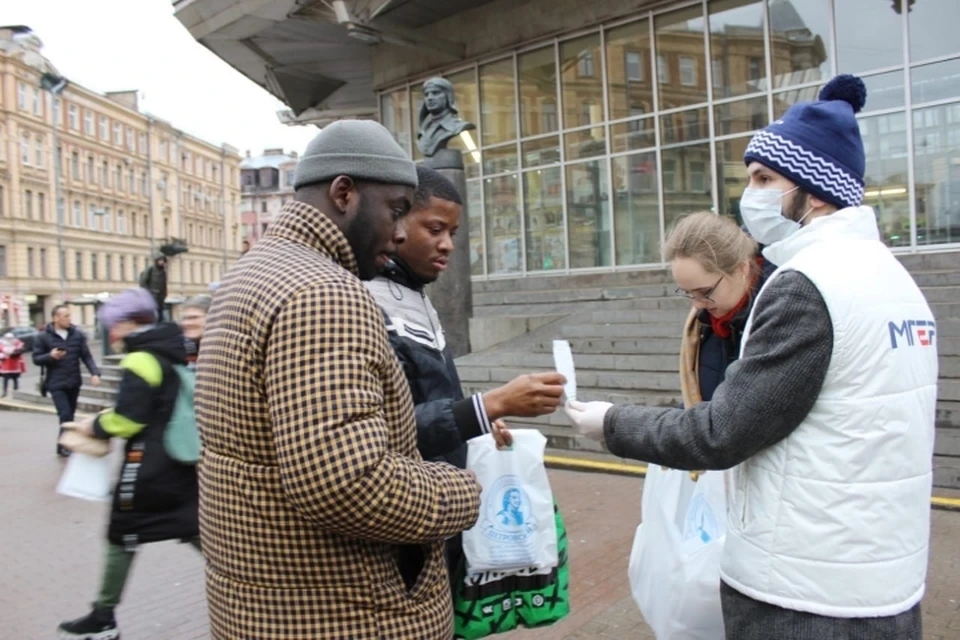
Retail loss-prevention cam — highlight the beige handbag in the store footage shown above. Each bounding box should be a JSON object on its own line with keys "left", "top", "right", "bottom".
{"left": 59, "top": 427, "right": 110, "bottom": 457}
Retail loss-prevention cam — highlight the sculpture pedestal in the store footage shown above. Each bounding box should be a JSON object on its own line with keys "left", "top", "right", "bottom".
{"left": 423, "top": 151, "right": 473, "bottom": 358}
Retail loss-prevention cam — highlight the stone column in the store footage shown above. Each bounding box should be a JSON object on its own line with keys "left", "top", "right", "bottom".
{"left": 424, "top": 149, "right": 472, "bottom": 358}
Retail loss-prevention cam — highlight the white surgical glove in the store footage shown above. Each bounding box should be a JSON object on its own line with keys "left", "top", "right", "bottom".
{"left": 564, "top": 400, "right": 613, "bottom": 441}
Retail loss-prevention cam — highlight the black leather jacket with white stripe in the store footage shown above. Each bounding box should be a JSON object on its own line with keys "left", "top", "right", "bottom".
{"left": 365, "top": 259, "right": 491, "bottom": 469}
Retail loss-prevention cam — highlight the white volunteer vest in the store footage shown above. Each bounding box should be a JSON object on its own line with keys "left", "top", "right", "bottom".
{"left": 719, "top": 206, "right": 938, "bottom": 618}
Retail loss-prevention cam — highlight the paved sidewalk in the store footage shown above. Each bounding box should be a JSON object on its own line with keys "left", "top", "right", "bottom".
{"left": 2, "top": 410, "right": 959, "bottom": 639}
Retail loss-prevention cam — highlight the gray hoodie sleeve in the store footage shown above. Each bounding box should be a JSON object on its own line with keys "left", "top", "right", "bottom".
{"left": 603, "top": 270, "right": 834, "bottom": 470}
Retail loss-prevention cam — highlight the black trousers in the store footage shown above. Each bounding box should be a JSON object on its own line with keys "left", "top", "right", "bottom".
{"left": 50, "top": 387, "right": 81, "bottom": 441}
{"left": 1, "top": 373, "right": 19, "bottom": 393}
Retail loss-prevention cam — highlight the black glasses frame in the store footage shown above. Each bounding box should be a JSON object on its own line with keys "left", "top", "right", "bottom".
{"left": 675, "top": 275, "right": 724, "bottom": 303}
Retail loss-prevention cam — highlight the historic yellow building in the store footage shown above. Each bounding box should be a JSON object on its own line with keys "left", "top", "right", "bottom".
{"left": 0, "top": 27, "right": 242, "bottom": 329}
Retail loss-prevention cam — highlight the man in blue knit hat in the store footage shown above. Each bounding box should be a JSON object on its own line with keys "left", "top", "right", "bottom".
{"left": 565, "top": 75, "right": 937, "bottom": 638}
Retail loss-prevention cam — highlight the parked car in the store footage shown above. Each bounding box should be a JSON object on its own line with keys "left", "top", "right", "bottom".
{"left": 0, "top": 326, "right": 39, "bottom": 352}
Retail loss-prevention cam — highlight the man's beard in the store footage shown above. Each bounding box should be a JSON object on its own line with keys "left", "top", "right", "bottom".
{"left": 344, "top": 192, "right": 380, "bottom": 281}
{"left": 784, "top": 190, "right": 810, "bottom": 223}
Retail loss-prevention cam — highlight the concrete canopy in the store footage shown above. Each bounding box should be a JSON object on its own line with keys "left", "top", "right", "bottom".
{"left": 173, "top": 0, "right": 491, "bottom": 124}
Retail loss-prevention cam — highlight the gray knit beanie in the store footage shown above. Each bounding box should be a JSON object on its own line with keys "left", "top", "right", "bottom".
{"left": 182, "top": 294, "right": 212, "bottom": 314}
{"left": 293, "top": 120, "right": 417, "bottom": 189}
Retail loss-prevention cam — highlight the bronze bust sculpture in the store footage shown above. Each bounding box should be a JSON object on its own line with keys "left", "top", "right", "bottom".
{"left": 417, "top": 77, "right": 476, "bottom": 158}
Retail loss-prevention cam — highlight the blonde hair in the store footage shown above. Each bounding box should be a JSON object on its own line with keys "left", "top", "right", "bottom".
{"left": 663, "top": 211, "right": 758, "bottom": 276}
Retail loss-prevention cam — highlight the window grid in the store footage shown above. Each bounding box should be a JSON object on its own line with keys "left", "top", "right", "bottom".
{"left": 378, "top": 0, "right": 960, "bottom": 277}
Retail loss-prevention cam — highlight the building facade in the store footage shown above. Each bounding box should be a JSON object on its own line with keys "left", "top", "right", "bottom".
{"left": 0, "top": 27, "right": 243, "bottom": 329}
{"left": 176, "top": 0, "right": 960, "bottom": 282}
{"left": 376, "top": 0, "right": 960, "bottom": 279}
{"left": 239, "top": 148, "right": 298, "bottom": 247}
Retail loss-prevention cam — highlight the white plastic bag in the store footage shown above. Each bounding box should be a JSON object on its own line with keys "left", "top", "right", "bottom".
{"left": 56, "top": 451, "right": 113, "bottom": 502}
{"left": 462, "top": 429, "right": 558, "bottom": 573}
{"left": 628, "top": 466, "right": 726, "bottom": 640}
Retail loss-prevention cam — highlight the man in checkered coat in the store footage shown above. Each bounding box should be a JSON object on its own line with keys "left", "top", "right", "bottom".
{"left": 195, "top": 121, "right": 482, "bottom": 639}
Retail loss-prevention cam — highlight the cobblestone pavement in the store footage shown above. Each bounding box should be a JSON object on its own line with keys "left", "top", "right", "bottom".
{"left": 2, "top": 410, "right": 958, "bottom": 639}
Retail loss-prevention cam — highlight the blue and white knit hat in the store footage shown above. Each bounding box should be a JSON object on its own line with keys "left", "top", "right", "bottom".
{"left": 744, "top": 74, "right": 867, "bottom": 209}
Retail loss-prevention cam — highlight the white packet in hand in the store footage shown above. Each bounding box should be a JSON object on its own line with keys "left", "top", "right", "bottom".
{"left": 552, "top": 339, "right": 577, "bottom": 401}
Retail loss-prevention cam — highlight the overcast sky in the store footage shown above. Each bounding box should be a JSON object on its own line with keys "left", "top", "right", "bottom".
{"left": 2, "top": 0, "right": 319, "bottom": 157}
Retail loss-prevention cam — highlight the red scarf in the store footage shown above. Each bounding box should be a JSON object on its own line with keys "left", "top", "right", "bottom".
{"left": 709, "top": 259, "right": 762, "bottom": 339}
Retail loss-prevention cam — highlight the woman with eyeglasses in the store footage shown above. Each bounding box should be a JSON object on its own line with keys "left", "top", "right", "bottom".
{"left": 666, "top": 211, "right": 775, "bottom": 405}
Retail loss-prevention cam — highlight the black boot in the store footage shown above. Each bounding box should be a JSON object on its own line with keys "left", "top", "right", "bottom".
{"left": 57, "top": 425, "right": 71, "bottom": 457}
{"left": 57, "top": 604, "right": 119, "bottom": 639}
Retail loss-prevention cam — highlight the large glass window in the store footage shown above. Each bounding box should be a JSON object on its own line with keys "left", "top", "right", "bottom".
{"left": 860, "top": 113, "right": 910, "bottom": 247}
{"left": 716, "top": 137, "right": 751, "bottom": 222}
{"left": 480, "top": 59, "right": 517, "bottom": 146}
{"left": 467, "top": 180, "right": 484, "bottom": 276}
{"left": 445, "top": 69, "right": 481, "bottom": 179}
{"left": 606, "top": 20, "right": 653, "bottom": 122}
{"left": 610, "top": 116, "right": 655, "bottom": 153}
{"left": 655, "top": 6, "right": 707, "bottom": 109}
{"left": 768, "top": 0, "right": 830, "bottom": 89}
{"left": 912, "top": 59, "right": 960, "bottom": 106}
{"left": 521, "top": 136, "right": 560, "bottom": 168}
{"left": 484, "top": 175, "right": 521, "bottom": 274}
{"left": 772, "top": 84, "right": 823, "bottom": 119}
{"left": 380, "top": 90, "right": 411, "bottom": 155}
{"left": 564, "top": 128, "right": 606, "bottom": 161}
{"left": 709, "top": 0, "right": 766, "bottom": 99}
{"left": 715, "top": 96, "right": 767, "bottom": 137}
{"left": 519, "top": 46, "right": 558, "bottom": 138}
{"left": 482, "top": 144, "right": 518, "bottom": 175}
{"left": 379, "top": 0, "right": 960, "bottom": 278}
{"left": 908, "top": 0, "right": 959, "bottom": 63}
{"left": 561, "top": 35, "right": 604, "bottom": 131}
{"left": 566, "top": 160, "right": 611, "bottom": 269}
{"left": 861, "top": 71, "right": 905, "bottom": 112}
{"left": 662, "top": 143, "right": 713, "bottom": 234}
{"left": 913, "top": 104, "right": 960, "bottom": 246}
{"left": 662, "top": 107, "right": 709, "bottom": 144}
{"left": 835, "top": 0, "right": 902, "bottom": 73}
{"left": 523, "top": 167, "right": 565, "bottom": 271}
{"left": 613, "top": 151, "right": 659, "bottom": 265}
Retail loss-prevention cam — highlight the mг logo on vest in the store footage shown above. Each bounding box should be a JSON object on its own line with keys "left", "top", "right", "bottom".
{"left": 889, "top": 319, "right": 937, "bottom": 349}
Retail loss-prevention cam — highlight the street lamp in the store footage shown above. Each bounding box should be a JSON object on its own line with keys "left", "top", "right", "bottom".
{"left": 40, "top": 71, "right": 69, "bottom": 303}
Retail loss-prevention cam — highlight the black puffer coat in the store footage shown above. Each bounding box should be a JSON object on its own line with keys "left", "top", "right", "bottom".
{"left": 91, "top": 323, "right": 198, "bottom": 546}
{"left": 32, "top": 324, "right": 100, "bottom": 391}
{"left": 365, "top": 259, "right": 493, "bottom": 469}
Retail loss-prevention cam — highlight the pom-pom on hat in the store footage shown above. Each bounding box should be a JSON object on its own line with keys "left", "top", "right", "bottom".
{"left": 744, "top": 74, "right": 867, "bottom": 209}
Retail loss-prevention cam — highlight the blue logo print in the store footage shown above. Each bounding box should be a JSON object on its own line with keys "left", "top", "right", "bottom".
{"left": 482, "top": 475, "right": 537, "bottom": 543}
{"left": 683, "top": 494, "right": 720, "bottom": 544}
{"left": 889, "top": 319, "right": 936, "bottom": 349}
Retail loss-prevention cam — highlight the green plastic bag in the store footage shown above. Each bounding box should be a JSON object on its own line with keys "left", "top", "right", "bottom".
{"left": 454, "top": 503, "right": 570, "bottom": 639}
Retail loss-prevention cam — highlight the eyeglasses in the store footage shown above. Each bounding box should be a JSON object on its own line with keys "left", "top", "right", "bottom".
{"left": 675, "top": 275, "right": 724, "bottom": 303}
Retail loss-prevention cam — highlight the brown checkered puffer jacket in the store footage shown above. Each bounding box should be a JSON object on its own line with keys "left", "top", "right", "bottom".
{"left": 195, "top": 201, "right": 481, "bottom": 639}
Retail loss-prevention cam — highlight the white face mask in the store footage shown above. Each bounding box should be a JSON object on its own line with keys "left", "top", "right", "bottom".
{"left": 739, "top": 186, "right": 812, "bottom": 246}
